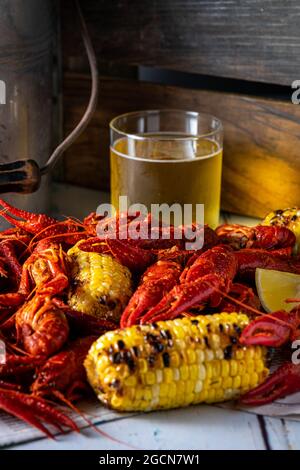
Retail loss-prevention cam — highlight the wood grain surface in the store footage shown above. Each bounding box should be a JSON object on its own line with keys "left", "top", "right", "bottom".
{"left": 62, "top": 0, "right": 300, "bottom": 85}
{"left": 63, "top": 74, "right": 300, "bottom": 218}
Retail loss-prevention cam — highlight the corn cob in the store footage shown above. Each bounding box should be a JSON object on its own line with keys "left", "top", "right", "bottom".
{"left": 262, "top": 207, "right": 300, "bottom": 255}
{"left": 67, "top": 247, "right": 132, "bottom": 323}
{"left": 85, "top": 312, "right": 269, "bottom": 411}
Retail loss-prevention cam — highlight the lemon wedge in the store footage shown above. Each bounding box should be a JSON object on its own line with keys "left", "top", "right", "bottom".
{"left": 255, "top": 268, "right": 300, "bottom": 313}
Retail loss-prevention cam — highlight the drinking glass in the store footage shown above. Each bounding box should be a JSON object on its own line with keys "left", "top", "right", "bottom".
{"left": 110, "top": 110, "right": 223, "bottom": 227}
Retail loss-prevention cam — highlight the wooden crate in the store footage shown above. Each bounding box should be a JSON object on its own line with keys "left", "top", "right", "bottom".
{"left": 60, "top": 0, "right": 300, "bottom": 218}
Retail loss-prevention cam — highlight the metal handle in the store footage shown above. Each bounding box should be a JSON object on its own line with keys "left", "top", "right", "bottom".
{"left": 40, "top": 0, "right": 99, "bottom": 176}
{"left": 0, "top": 160, "right": 41, "bottom": 194}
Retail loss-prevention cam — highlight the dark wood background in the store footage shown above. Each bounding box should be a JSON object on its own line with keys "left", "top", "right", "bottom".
{"left": 60, "top": 0, "right": 300, "bottom": 218}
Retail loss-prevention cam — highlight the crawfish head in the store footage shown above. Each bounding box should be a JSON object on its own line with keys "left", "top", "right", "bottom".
{"left": 216, "top": 223, "right": 296, "bottom": 250}
{"left": 15, "top": 295, "right": 69, "bottom": 357}
{"left": 182, "top": 245, "right": 237, "bottom": 284}
{"left": 18, "top": 240, "right": 69, "bottom": 297}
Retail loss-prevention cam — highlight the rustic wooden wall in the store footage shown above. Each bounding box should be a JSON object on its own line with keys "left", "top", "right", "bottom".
{"left": 60, "top": 0, "right": 300, "bottom": 218}
{"left": 62, "top": 0, "right": 300, "bottom": 85}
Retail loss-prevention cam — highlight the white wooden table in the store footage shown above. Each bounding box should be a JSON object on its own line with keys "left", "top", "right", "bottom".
{"left": 4, "top": 183, "right": 300, "bottom": 450}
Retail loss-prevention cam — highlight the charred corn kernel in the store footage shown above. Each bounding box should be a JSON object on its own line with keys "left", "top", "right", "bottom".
{"left": 235, "top": 348, "right": 244, "bottom": 360}
{"left": 164, "top": 368, "right": 173, "bottom": 383}
{"left": 241, "top": 373, "right": 250, "bottom": 388}
{"left": 180, "top": 365, "right": 189, "bottom": 381}
{"left": 187, "top": 349, "right": 196, "bottom": 364}
{"left": 169, "top": 383, "right": 177, "bottom": 398}
{"left": 255, "top": 359, "right": 265, "bottom": 373}
{"left": 198, "top": 364, "right": 206, "bottom": 380}
{"left": 138, "top": 359, "right": 148, "bottom": 374}
{"left": 152, "top": 384, "right": 160, "bottom": 398}
{"left": 67, "top": 247, "right": 132, "bottom": 322}
{"left": 230, "top": 360, "right": 238, "bottom": 377}
{"left": 207, "top": 388, "right": 216, "bottom": 403}
{"left": 223, "top": 376, "right": 233, "bottom": 389}
{"left": 85, "top": 312, "right": 269, "bottom": 412}
{"left": 210, "top": 334, "right": 221, "bottom": 349}
{"left": 238, "top": 360, "right": 246, "bottom": 375}
{"left": 254, "top": 348, "right": 263, "bottom": 359}
{"left": 205, "top": 349, "right": 214, "bottom": 362}
{"left": 190, "top": 364, "right": 198, "bottom": 381}
{"left": 125, "top": 376, "right": 136, "bottom": 387}
{"left": 170, "top": 351, "right": 180, "bottom": 367}
{"left": 173, "top": 368, "right": 180, "bottom": 381}
{"left": 211, "top": 360, "right": 221, "bottom": 378}
{"left": 215, "top": 389, "right": 224, "bottom": 401}
{"left": 245, "top": 348, "right": 255, "bottom": 361}
{"left": 159, "top": 383, "right": 169, "bottom": 397}
{"left": 210, "top": 377, "right": 222, "bottom": 389}
{"left": 215, "top": 348, "right": 224, "bottom": 360}
{"left": 186, "top": 381, "right": 194, "bottom": 395}
{"left": 156, "top": 370, "right": 163, "bottom": 383}
{"left": 146, "top": 371, "right": 156, "bottom": 385}
{"left": 206, "top": 363, "right": 213, "bottom": 379}
{"left": 196, "top": 350, "right": 205, "bottom": 363}
{"left": 144, "top": 389, "right": 152, "bottom": 402}
{"left": 177, "top": 381, "right": 185, "bottom": 396}
{"left": 221, "top": 361, "right": 230, "bottom": 377}
{"left": 233, "top": 376, "right": 241, "bottom": 389}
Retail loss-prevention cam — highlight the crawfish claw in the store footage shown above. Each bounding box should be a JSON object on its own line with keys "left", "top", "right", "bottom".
{"left": 0, "top": 198, "right": 57, "bottom": 234}
{"left": 240, "top": 362, "right": 300, "bottom": 406}
{"left": 240, "top": 309, "right": 300, "bottom": 348}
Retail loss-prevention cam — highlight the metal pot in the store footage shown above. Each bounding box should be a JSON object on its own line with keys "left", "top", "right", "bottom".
{"left": 0, "top": 0, "right": 98, "bottom": 230}
{"left": 0, "top": 0, "right": 56, "bottom": 228}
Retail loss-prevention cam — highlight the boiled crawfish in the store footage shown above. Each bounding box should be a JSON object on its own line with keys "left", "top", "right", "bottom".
{"left": 216, "top": 223, "right": 296, "bottom": 251}
{"left": 0, "top": 336, "right": 96, "bottom": 438}
{"left": 239, "top": 305, "right": 300, "bottom": 405}
{"left": 0, "top": 198, "right": 93, "bottom": 246}
{"left": 121, "top": 244, "right": 300, "bottom": 325}
{"left": 15, "top": 295, "right": 69, "bottom": 357}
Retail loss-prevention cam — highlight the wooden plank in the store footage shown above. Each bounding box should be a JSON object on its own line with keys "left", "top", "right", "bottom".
{"left": 8, "top": 405, "right": 267, "bottom": 450}
{"left": 263, "top": 417, "right": 300, "bottom": 450}
{"left": 63, "top": 74, "right": 300, "bottom": 218}
{"left": 61, "top": 0, "right": 300, "bottom": 86}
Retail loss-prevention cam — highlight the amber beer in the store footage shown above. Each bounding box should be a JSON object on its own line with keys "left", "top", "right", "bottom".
{"left": 110, "top": 111, "right": 223, "bottom": 228}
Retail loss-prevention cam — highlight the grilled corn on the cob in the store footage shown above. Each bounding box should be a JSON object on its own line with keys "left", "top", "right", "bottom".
{"left": 85, "top": 312, "right": 269, "bottom": 411}
{"left": 263, "top": 208, "right": 300, "bottom": 255}
{"left": 68, "top": 247, "right": 132, "bottom": 323}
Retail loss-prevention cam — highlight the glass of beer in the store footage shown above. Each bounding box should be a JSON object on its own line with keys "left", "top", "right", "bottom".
{"left": 110, "top": 110, "right": 223, "bottom": 227}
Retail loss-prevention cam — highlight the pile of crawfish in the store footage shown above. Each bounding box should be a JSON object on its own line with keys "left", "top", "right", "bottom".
{"left": 0, "top": 198, "right": 300, "bottom": 437}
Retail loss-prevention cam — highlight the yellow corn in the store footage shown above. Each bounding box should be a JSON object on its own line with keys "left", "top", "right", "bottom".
{"left": 84, "top": 312, "right": 269, "bottom": 411}
{"left": 67, "top": 247, "right": 132, "bottom": 323}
